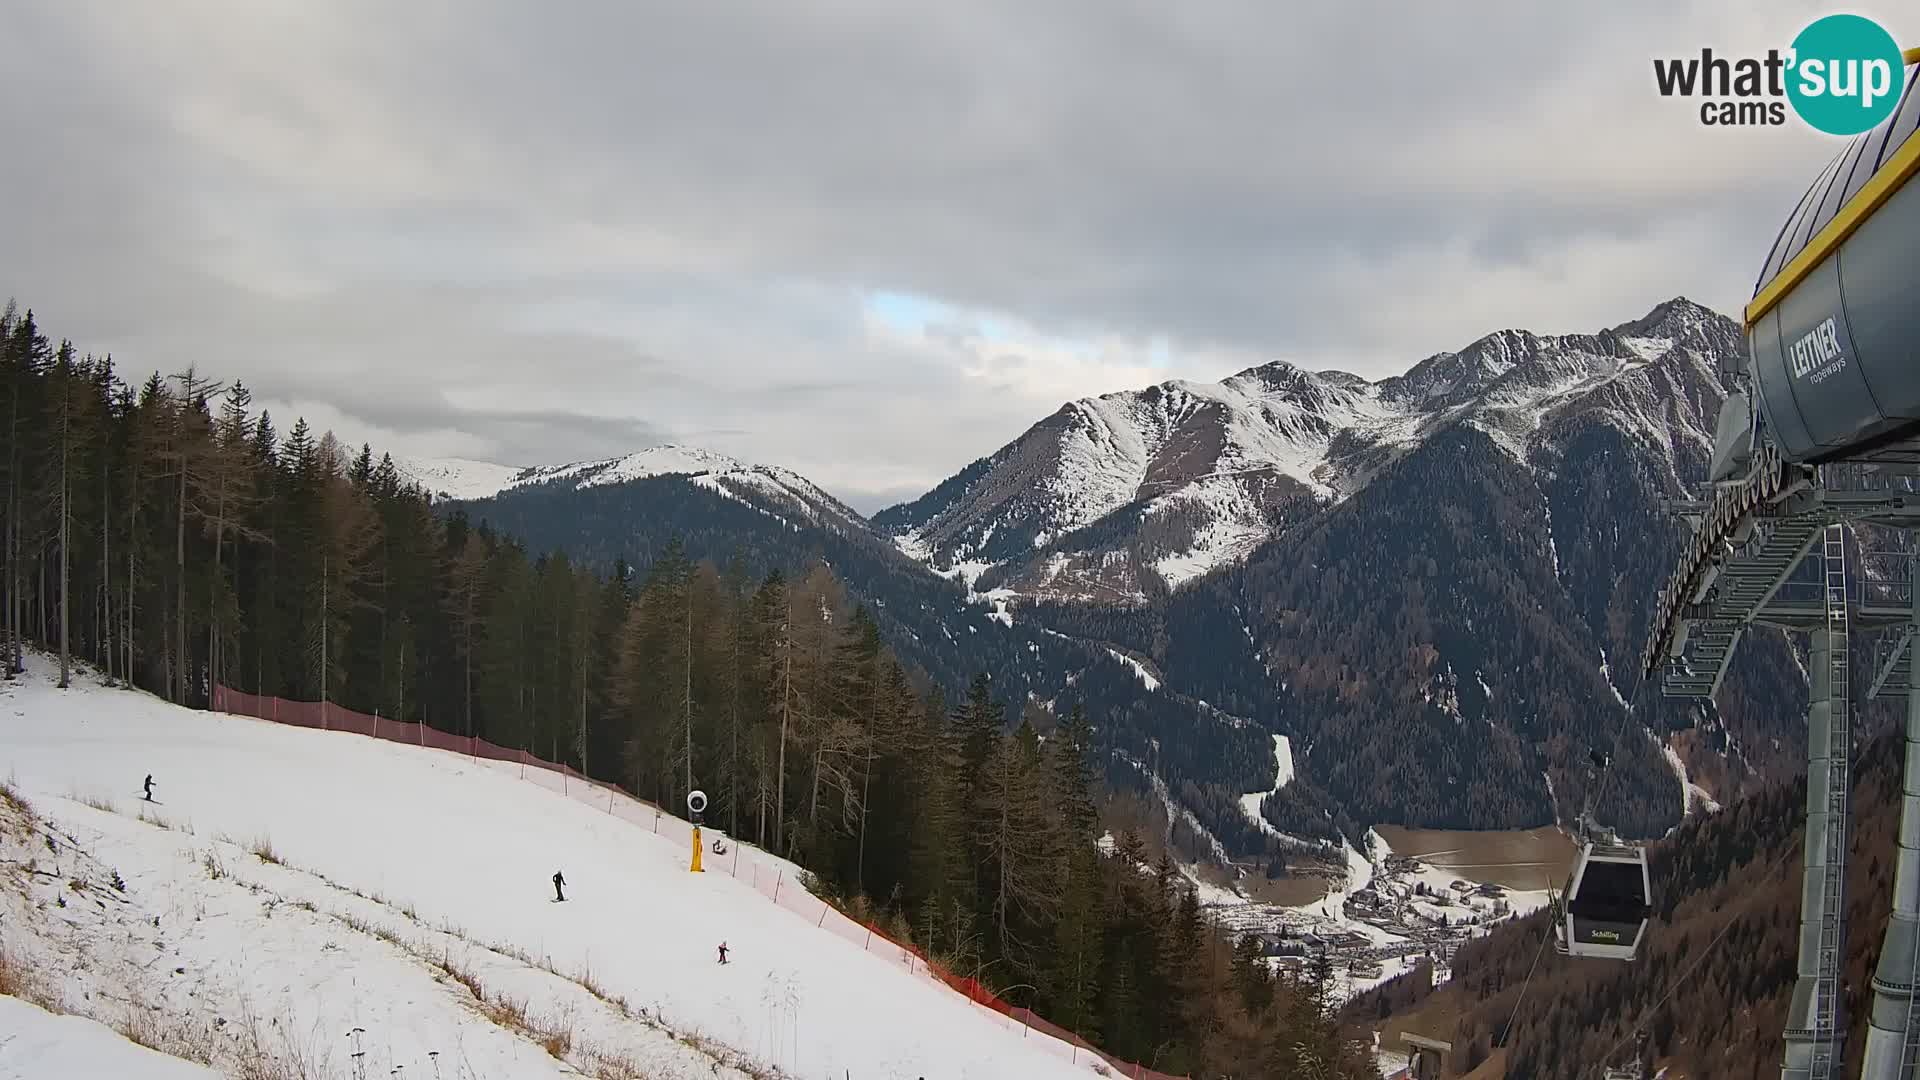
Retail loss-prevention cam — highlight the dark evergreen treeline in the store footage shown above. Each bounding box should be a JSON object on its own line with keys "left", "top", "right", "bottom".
{"left": 0, "top": 302, "right": 1374, "bottom": 1078}
{"left": 457, "top": 444, "right": 1314, "bottom": 861}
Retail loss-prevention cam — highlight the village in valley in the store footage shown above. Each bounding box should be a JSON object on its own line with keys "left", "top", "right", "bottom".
{"left": 1202, "top": 834, "right": 1560, "bottom": 1002}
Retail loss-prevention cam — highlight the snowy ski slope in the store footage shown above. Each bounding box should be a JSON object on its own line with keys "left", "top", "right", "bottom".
{"left": 0, "top": 656, "right": 1111, "bottom": 1080}
{"left": 0, "top": 997, "right": 223, "bottom": 1080}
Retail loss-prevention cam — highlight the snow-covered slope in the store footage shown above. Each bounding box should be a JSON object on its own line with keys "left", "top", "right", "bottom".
{"left": 393, "top": 456, "right": 533, "bottom": 502}
{"left": 0, "top": 657, "right": 1110, "bottom": 1080}
{"left": 877, "top": 297, "right": 1729, "bottom": 601}
{"left": 403, "top": 445, "right": 870, "bottom": 535}
{"left": 515, "top": 445, "right": 775, "bottom": 491}
{"left": 0, "top": 997, "right": 221, "bottom": 1080}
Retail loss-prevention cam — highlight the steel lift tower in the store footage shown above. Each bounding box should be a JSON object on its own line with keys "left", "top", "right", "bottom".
{"left": 1643, "top": 49, "right": 1920, "bottom": 1080}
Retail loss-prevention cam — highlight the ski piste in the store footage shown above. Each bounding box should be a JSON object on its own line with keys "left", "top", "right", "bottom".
{"left": 0, "top": 655, "right": 1140, "bottom": 1079}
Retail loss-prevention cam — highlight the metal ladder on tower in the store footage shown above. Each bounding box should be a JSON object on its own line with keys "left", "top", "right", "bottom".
{"left": 1905, "top": 917, "right": 1920, "bottom": 1077}
{"left": 1904, "top": 549, "right": 1920, "bottom": 1075}
{"left": 1811, "top": 522, "right": 1852, "bottom": 1080}
{"left": 1899, "top": 547, "right": 1920, "bottom": 1080}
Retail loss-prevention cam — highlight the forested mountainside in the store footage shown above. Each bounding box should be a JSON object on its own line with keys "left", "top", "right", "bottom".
{"left": 0, "top": 302, "right": 1377, "bottom": 1078}
{"left": 25, "top": 287, "right": 1814, "bottom": 860}
{"left": 1352, "top": 731, "right": 1906, "bottom": 1078}
{"left": 1009, "top": 299, "right": 1810, "bottom": 836}
{"left": 446, "top": 466, "right": 1319, "bottom": 859}
{"left": 438, "top": 297, "right": 1814, "bottom": 842}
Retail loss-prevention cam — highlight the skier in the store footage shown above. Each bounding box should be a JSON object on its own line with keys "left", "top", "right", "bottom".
{"left": 716, "top": 941, "right": 729, "bottom": 965}
{"left": 143, "top": 774, "right": 154, "bottom": 802}
{"left": 552, "top": 870, "right": 566, "bottom": 903}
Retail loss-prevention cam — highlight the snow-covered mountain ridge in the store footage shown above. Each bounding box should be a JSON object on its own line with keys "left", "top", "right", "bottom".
{"left": 399, "top": 299, "right": 1727, "bottom": 609}
{"left": 399, "top": 444, "right": 869, "bottom": 535}
{"left": 874, "top": 297, "right": 1728, "bottom": 601}
{"left": 391, "top": 456, "right": 530, "bottom": 502}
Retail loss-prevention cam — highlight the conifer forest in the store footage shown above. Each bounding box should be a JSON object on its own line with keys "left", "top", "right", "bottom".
{"left": 0, "top": 302, "right": 1375, "bottom": 1077}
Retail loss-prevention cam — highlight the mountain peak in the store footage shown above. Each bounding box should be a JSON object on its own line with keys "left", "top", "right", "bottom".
{"left": 1597, "top": 296, "right": 1739, "bottom": 368}
{"left": 564, "top": 444, "right": 753, "bottom": 483}
{"left": 1225, "top": 357, "right": 1308, "bottom": 381}
{"left": 1617, "top": 295, "right": 1732, "bottom": 338}
{"left": 1221, "top": 358, "right": 1316, "bottom": 394}
{"left": 1382, "top": 328, "right": 1539, "bottom": 408}
{"left": 1313, "top": 369, "right": 1372, "bottom": 391}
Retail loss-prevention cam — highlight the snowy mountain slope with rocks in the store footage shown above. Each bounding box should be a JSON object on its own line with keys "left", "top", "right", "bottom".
{"left": 1145, "top": 297, "right": 1802, "bottom": 838}
{"left": 876, "top": 298, "right": 1729, "bottom": 602}
{"left": 405, "top": 445, "right": 870, "bottom": 537}
{"left": 0, "top": 656, "right": 1110, "bottom": 1080}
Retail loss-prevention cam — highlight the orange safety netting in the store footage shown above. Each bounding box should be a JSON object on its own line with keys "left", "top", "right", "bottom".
{"left": 210, "top": 686, "right": 1188, "bottom": 1080}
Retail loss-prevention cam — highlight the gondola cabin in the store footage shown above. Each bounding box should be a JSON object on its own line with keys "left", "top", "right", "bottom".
{"left": 1556, "top": 839, "right": 1652, "bottom": 961}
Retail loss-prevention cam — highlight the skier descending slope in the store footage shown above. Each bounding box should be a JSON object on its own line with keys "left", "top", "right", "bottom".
{"left": 552, "top": 870, "right": 566, "bottom": 902}
{"left": 716, "top": 941, "right": 729, "bottom": 964}
{"left": 143, "top": 774, "right": 154, "bottom": 802}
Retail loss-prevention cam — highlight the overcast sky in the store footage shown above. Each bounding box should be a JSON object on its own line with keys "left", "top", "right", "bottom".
{"left": 2, "top": 1, "right": 1905, "bottom": 511}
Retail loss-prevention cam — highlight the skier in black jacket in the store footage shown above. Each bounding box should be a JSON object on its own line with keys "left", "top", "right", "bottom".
{"left": 552, "top": 870, "right": 566, "bottom": 902}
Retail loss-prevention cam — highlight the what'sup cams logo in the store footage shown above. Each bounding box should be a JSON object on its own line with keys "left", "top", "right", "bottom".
{"left": 1654, "top": 13, "right": 1905, "bottom": 134}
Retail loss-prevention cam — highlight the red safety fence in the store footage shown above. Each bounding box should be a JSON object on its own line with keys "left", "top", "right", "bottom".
{"left": 210, "top": 686, "right": 1187, "bottom": 1080}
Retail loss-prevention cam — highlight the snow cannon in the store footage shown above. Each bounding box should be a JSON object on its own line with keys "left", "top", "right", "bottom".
{"left": 687, "top": 789, "right": 708, "bottom": 873}
{"left": 1736, "top": 50, "right": 1920, "bottom": 467}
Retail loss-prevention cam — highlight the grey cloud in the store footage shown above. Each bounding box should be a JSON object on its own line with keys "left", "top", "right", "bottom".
{"left": 255, "top": 372, "right": 673, "bottom": 469}
{"left": 0, "top": 0, "right": 1890, "bottom": 509}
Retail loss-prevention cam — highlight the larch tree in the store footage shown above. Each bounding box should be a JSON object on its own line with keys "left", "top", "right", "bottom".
{"left": 4, "top": 310, "right": 52, "bottom": 677}
{"left": 46, "top": 341, "right": 96, "bottom": 687}
{"left": 164, "top": 368, "right": 224, "bottom": 704}
{"left": 973, "top": 726, "right": 1064, "bottom": 975}
{"left": 310, "top": 433, "right": 380, "bottom": 717}
{"left": 447, "top": 529, "right": 488, "bottom": 740}
{"left": 197, "top": 381, "right": 266, "bottom": 695}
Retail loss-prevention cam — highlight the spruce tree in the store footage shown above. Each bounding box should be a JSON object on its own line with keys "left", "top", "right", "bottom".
{"left": 45, "top": 341, "right": 89, "bottom": 687}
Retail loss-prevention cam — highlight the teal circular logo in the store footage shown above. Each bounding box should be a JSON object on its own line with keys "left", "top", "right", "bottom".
{"left": 1786, "top": 14, "right": 1905, "bottom": 135}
